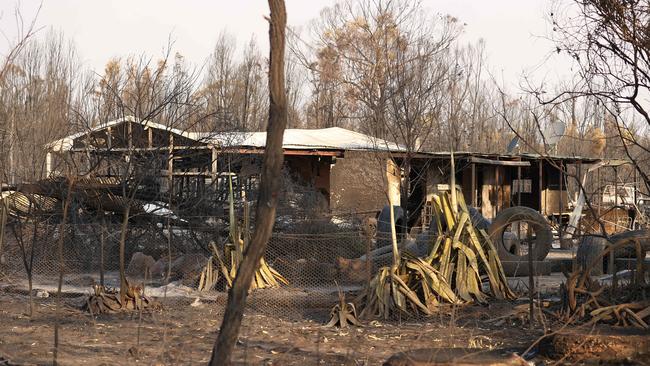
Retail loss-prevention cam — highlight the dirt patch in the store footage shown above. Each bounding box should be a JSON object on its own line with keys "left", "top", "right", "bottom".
{"left": 0, "top": 289, "right": 648, "bottom": 365}
{"left": 0, "top": 291, "right": 539, "bottom": 365}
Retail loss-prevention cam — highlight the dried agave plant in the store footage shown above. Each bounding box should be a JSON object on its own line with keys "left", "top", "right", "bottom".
{"left": 197, "top": 175, "right": 288, "bottom": 291}
{"left": 84, "top": 282, "right": 160, "bottom": 314}
{"left": 431, "top": 192, "right": 515, "bottom": 302}
{"left": 356, "top": 159, "right": 514, "bottom": 319}
{"left": 325, "top": 288, "right": 362, "bottom": 328}
{"left": 357, "top": 253, "right": 458, "bottom": 319}
{"left": 197, "top": 256, "right": 219, "bottom": 292}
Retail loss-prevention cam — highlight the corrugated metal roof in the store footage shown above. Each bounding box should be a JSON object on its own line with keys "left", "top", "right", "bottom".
{"left": 48, "top": 116, "right": 610, "bottom": 163}
{"left": 48, "top": 117, "right": 407, "bottom": 153}
{"left": 195, "top": 127, "right": 406, "bottom": 152}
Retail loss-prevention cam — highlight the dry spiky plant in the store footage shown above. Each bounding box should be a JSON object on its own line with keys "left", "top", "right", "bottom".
{"left": 325, "top": 288, "right": 362, "bottom": 328}
{"left": 356, "top": 190, "right": 515, "bottom": 319}
{"left": 84, "top": 282, "right": 161, "bottom": 314}
{"left": 198, "top": 176, "right": 288, "bottom": 292}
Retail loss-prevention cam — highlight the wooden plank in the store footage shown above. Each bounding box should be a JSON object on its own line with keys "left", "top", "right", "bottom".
{"left": 68, "top": 145, "right": 210, "bottom": 152}
{"left": 495, "top": 165, "right": 500, "bottom": 217}
{"left": 107, "top": 127, "right": 112, "bottom": 177}
{"left": 471, "top": 162, "right": 477, "bottom": 206}
{"left": 539, "top": 160, "right": 544, "bottom": 214}
{"left": 225, "top": 148, "right": 343, "bottom": 157}
{"left": 517, "top": 166, "right": 522, "bottom": 206}
{"left": 469, "top": 156, "right": 530, "bottom": 167}
{"left": 66, "top": 146, "right": 342, "bottom": 157}
{"left": 168, "top": 134, "right": 174, "bottom": 194}
{"left": 46, "top": 152, "right": 52, "bottom": 177}
{"left": 559, "top": 163, "right": 564, "bottom": 245}
{"left": 211, "top": 146, "right": 218, "bottom": 182}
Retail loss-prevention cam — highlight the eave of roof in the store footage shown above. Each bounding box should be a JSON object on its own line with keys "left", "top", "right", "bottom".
{"left": 410, "top": 151, "right": 605, "bottom": 164}
{"left": 47, "top": 118, "right": 612, "bottom": 163}
{"left": 50, "top": 119, "right": 408, "bottom": 154}
{"left": 47, "top": 116, "right": 196, "bottom": 152}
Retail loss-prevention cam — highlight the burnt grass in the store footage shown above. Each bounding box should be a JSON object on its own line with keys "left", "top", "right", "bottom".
{"left": 0, "top": 290, "right": 645, "bottom": 365}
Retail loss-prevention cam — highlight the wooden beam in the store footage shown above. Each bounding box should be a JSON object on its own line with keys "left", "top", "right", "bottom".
{"left": 539, "top": 160, "right": 544, "bottom": 214}
{"left": 576, "top": 161, "right": 582, "bottom": 238}
{"left": 211, "top": 146, "right": 218, "bottom": 182}
{"left": 68, "top": 145, "right": 210, "bottom": 153}
{"left": 633, "top": 164, "right": 637, "bottom": 207}
{"left": 107, "top": 127, "right": 112, "bottom": 177}
{"left": 127, "top": 121, "right": 134, "bottom": 176}
{"left": 471, "top": 162, "right": 477, "bottom": 207}
{"left": 127, "top": 120, "right": 133, "bottom": 151}
{"left": 66, "top": 146, "right": 345, "bottom": 158}
{"left": 517, "top": 166, "right": 522, "bottom": 206}
{"left": 469, "top": 156, "right": 530, "bottom": 167}
{"left": 597, "top": 168, "right": 601, "bottom": 216}
{"left": 46, "top": 152, "right": 52, "bottom": 177}
{"left": 495, "top": 166, "right": 500, "bottom": 217}
{"left": 221, "top": 148, "right": 343, "bottom": 157}
{"left": 168, "top": 134, "right": 174, "bottom": 194}
{"left": 610, "top": 165, "right": 619, "bottom": 274}
{"left": 559, "top": 163, "right": 565, "bottom": 247}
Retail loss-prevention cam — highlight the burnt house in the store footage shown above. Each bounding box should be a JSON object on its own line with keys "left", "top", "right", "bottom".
{"left": 41, "top": 116, "right": 635, "bottom": 231}
{"left": 43, "top": 116, "right": 405, "bottom": 217}
{"left": 397, "top": 153, "right": 606, "bottom": 227}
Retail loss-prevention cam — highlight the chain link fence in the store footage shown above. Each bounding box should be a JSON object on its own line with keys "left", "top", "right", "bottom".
{"left": 3, "top": 211, "right": 643, "bottom": 364}
{"left": 0, "top": 214, "right": 399, "bottom": 364}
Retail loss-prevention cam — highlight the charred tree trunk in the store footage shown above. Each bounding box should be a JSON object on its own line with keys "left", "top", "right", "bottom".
{"left": 27, "top": 221, "right": 37, "bottom": 317}
{"left": 100, "top": 215, "right": 106, "bottom": 287}
{"left": 118, "top": 205, "right": 131, "bottom": 302}
{"left": 53, "top": 178, "right": 75, "bottom": 366}
{"left": 400, "top": 156, "right": 411, "bottom": 239}
{"left": 209, "top": 1, "right": 287, "bottom": 364}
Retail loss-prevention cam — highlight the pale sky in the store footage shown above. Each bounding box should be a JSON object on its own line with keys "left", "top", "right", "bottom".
{"left": 0, "top": 0, "right": 574, "bottom": 88}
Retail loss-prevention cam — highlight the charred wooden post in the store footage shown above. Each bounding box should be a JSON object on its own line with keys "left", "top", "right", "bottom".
{"left": 107, "top": 126, "right": 113, "bottom": 177}
{"left": 211, "top": 145, "right": 218, "bottom": 183}
{"left": 168, "top": 134, "right": 174, "bottom": 195}
{"left": 471, "top": 162, "right": 477, "bottom": 207}
{"left": 495, "top": 165, "right": 500, "bottom": 217}
{"left": 46, "top": 152, "right": 52, "bottom": 177}
{"left": 559, "top": 163, "right": 567, "bottom": 248}
{"left": 611, "top": 166, "right": 619, "bottom": 277}
{"left": 147, "top": 126, "right": 153, "bottom": 148}
{"left": 539, "top": 161, "right": 544, "bottom": 215}
{"left": 517, "top": 165, "right": 522, "bottom": 206}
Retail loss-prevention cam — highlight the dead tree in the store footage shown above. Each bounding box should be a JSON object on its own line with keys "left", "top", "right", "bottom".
{"left": 539, "top": 0, "right": 650, "bottom": 192}
{"left": 209, "top": 0, "right": 287, "bottom": 364}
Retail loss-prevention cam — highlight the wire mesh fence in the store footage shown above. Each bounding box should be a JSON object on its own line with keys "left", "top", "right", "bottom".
{"left": 2, "top": 212, "right": 645, "bottom": 364}
{"left": 0, "top": 215, "right": 394, "bottom": 364}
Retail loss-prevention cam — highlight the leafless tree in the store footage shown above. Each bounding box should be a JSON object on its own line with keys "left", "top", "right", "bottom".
{"left": 305, "top": 0, "right": 461, "bottom": 231}
{"left": 198, "top": 33, "right": 269, "bottom": 132}
{"left": 532, "top": 0, "right": 650, "bottom": 191}
{"left": 0, "top": 2, "right": 42, "bottom": 84}
{"left": 210, "top": 0, "right": 287, "bottom": 364}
